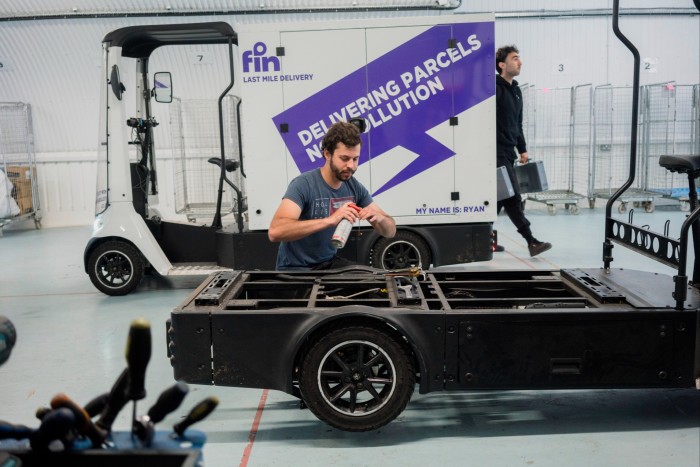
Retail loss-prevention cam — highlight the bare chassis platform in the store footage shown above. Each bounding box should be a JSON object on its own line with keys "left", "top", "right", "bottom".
{"left": 167, "top": 267, "right": 700, "bottom": 430}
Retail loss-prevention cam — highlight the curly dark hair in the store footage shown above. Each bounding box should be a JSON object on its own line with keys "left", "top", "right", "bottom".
{"left": 321, "top": 121, "right": 362, "bottom": 155}
{"left": 496, "top": 45, "right": 519, "bottom": 74}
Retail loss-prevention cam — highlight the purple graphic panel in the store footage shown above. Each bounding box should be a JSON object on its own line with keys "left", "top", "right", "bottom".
{"left": 272, "top": 21, "right": 494, "bottom": 196}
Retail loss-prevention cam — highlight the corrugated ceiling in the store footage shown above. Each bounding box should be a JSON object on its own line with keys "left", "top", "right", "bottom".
{"left": 0, "top": 0, "right": 460, "bottom": 18}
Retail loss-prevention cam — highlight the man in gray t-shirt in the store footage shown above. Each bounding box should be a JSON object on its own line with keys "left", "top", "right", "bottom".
{"left": 269, "top": 121, "right": 396, "bottom": 270}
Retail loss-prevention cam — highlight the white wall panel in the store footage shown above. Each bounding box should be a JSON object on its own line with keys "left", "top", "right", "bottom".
{"left": 25, "top": 152, "right": 183, "bottom": 228}
{"left": 607, "top": 16, "right": 700, "bottom": 86}
{"left": 495, "top": 14, "right": 699, "bottom": 88}
{"left": 32, "top": 156, "right": 96, "bottom": 227}
{"left": 495, "top": 17, "right": 611, "bottom": 88}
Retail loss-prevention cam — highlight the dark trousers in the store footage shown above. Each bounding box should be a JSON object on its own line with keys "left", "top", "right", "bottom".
{"left": 497, "top": 149, "right": 534, "bottom": 243}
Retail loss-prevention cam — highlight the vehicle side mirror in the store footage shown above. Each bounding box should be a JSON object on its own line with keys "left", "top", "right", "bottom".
{"left": 153, "top": 72, "right": 172, "bottom": 103}
{"left": 110, "top": 65, "right": 125, "bottom": 101}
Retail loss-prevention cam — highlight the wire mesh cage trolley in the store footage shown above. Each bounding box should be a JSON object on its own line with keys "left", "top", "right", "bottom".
{"left": 523, "top": 86, "right": 588, "bottom": 215}
{"left": 0, "top": 102, "right": 41, "bottom": 235}
{"left": 589, "top": 85, "right": 658, "bottom": 213}
{"left": 641, "top": 83, "right": 700, "bottom": 211}
{"left": 170, "top": 95, "right": 243, "bottom": 222}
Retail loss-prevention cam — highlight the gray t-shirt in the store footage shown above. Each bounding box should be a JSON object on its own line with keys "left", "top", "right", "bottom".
{"left": 275, "top": 169, "right": 372, "bottom": 270}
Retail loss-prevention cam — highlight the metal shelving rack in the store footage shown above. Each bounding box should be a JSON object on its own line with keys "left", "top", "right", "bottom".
{"left": 0, "top": 102, "right": 41, "bottom": 235}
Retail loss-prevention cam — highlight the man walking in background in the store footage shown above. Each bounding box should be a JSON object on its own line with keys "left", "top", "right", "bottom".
{"left": 495, "top": 45, "right": 552, "bottom": 257}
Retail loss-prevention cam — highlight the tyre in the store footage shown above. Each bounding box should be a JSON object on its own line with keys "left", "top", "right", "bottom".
{"left": 88, "top": 240, "right": 144, "bottom": 296}
{"left": 299, "top": 325, "right": 415, "bottom": 432}
{"left": 371, "top": 231, "right": 432, "bottom": 269}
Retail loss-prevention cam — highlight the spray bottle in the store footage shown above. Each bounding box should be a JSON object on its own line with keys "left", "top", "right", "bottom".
{"left": 331, "top": 204, "right": 361, "bottom": 249}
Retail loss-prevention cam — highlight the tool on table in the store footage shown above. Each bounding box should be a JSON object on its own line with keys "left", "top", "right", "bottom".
{"left": 172, "top": 396, "right": 219, "bottom": 438}
{"left": 133, "top": 382, "right": 189, "bottom": 446}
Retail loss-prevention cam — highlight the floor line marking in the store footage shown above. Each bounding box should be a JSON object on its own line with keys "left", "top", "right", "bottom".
{"left": 239, "top": 388, "right": 269, "bottom": 467}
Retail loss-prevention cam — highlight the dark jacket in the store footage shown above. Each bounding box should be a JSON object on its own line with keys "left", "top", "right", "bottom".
{"left": 496, "top": 74, "right": 527, "bottom": 161}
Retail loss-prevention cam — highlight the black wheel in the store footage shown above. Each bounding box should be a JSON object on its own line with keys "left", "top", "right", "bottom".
{"left": 371, "top": 231, "right": 432, "bottom": 269}
{"left": 299, "top": 325, "right": 415, "bottom": 432}
{"left": 88, "top": 240, "right": 144, "bottom": 296}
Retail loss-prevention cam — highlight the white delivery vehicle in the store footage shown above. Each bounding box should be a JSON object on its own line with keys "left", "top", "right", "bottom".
{"left": 85, "top": 15, "right": 497, "bottom": 295}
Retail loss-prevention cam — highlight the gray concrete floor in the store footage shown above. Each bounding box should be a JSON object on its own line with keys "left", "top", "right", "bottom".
{"left": 1, "top": 202, "right": 699, "bottom": 466}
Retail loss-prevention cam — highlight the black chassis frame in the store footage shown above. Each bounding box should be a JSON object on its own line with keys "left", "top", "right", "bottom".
{"left": 167, "top": 267, "right": 700, "bottom": 397}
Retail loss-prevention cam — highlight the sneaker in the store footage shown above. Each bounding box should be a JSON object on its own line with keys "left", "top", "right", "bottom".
{"left": 493, "top": 244, "right": 505, "bottom": 252}
{"left": 528, "top": 240, "right": 552, "bottom": 257}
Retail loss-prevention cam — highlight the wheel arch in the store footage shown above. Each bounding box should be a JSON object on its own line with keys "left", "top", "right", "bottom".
{"left": 288, "top": 308, "right": 438, "bottom": 396}
{"left": 83, "top": 235, "right": 145, "bottom": 273}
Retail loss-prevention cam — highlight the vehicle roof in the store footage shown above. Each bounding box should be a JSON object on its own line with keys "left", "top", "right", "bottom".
{"left": 102, "top": 22, "right": 236, "bottom": 58}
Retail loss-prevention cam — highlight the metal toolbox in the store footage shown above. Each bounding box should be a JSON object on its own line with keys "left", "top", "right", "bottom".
{"left": 496, "top": 165, "right": 515, "bottom": 201}
{"left": 515, "top": 160, "right": 549, "bottom": 193}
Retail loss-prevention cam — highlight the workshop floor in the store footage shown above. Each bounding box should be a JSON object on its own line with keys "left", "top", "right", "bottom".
{"left": 1, "top": 200, "right": 699, "bottom": 467}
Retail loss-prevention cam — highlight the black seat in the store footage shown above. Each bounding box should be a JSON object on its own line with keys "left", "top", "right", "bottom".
{"left": 658, "top": 154, "right": 700, "bottom": 175}
{"left": 208, "top": 157, "right": 239, "bottom": 172}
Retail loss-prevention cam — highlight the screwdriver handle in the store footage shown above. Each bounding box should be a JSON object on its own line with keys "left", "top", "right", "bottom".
{"left": 173, "top": 396, "right": 219, "bottom": 437}
{"left": 50, "top": 393, "right": 91, "bottom": 433}
{"left": 35, "top": 406, "right": 51, "bottom": 420}
{"left": 147, "top": 382, "right": 189, "bottom": 424}
{"left": 125, "top": 318, "right": 151, "bottom": 401}
{"left": 83, "top": 392, "right": 109, "bottom": 418}
{"left": 95, "top": 368, "right": 129, "bottom": 432}
{"left": 0, "top": 420, "right": 33, "bottom": 440}
{"left": 51, "top": 393, "right": 106, "bottom": 448}
{"left": 30, "top": 408, "right": 75, "bottom": 451}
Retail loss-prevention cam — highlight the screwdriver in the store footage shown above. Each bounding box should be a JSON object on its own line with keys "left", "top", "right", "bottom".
{"left": 148, "top": 382, "right": 189, "bottom": 425}
{"left": 125, "top": 318, "right": 151, "bottom": 402}
{"left": 30, "top": 407, "right": 76, "bottom": 451}
{"left": 95, "top": 368, "right": 129, "bottom": 433}
{"left": 124, "top": 318, "right": 151, "bottom": 437}
{"left": 173, "top": 396, "right": 219, "bottom": 437}
{"left": 51, "top": 393, "right": 106, "bottom": 448}
{"left": 133, "top": 382, "right": 189, "bottom": 445}
{"left": 83, "top": 392, "right": 109, "bottom": 418}
{"left": 0, "top": 420, "right": 33, "bottom": 441}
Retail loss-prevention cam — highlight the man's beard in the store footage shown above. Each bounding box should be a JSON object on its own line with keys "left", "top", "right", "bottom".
{"left": 331, "top": 159, "right": 355, "bottom": 182}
